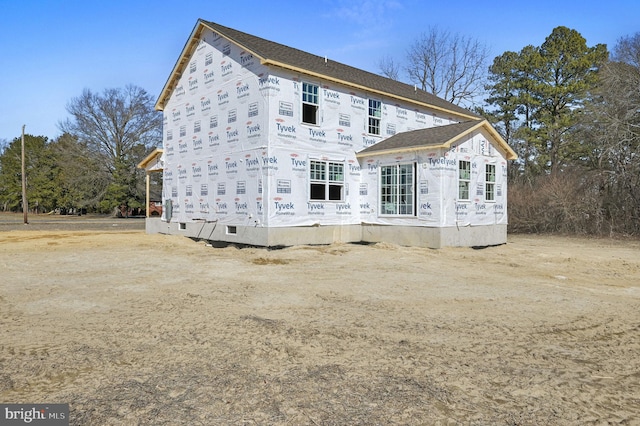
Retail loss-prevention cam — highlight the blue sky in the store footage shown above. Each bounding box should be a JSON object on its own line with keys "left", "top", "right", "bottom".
{"left": 1, "top": 0, "right": 638, "bottom": 143}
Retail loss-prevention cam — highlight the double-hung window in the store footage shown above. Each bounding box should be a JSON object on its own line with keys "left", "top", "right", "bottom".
{"left": 380, "top": 163, "right": 415, "bottom": 215}
{"left": 310, "top": 160, "right": 344, "bottom": 201}
{"left": 368, "top": 99, "right": 381, "bottom": 135}
{"left": 485, "top": 164, "right": 496, "bottom": 201}
{"left": 458, "top": 160, "right": 471, "bottom": 200}
{"left": 302, "top": 82, "right": 319, "bottom": 125}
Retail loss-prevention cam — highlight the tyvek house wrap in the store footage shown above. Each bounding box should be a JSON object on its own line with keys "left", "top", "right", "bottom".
{"left": 161, "top": 27, "right": 509, "bottom": 230}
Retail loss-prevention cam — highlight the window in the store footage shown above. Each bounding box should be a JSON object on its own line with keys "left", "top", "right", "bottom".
{"left": 368, "top": 99, "right": 381, "bottom": 135}
{"left": 302, "top": 82, "right": 319, "bottom": 125}
{"left": 485, "top": 164, "right": 496, "bottom": 201}
{"left": 380, "top": 164, "right": 415, "bottom": 215}
{"left": 458, "top": 160, "right": 471, "bottom": 200}
{"left": 309, "top": 160, "right": 344, "bottom": 201}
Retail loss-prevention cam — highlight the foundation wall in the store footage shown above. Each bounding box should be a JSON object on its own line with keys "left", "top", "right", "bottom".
{"left": 146, "top": 218, "right": 507, "bottom": 249}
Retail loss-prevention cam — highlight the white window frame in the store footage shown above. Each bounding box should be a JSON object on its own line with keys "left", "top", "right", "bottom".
{"left": 458, "top": 160, "right": 471, "bottom": 201}
{"left": 309, "top": 160, "right": 344, "bottom": 202}
{"left": 368, "top": 99, "right": 381, "bottom": 135}
{"left": 302, "top": 82, "right": 319, "bottom": 125}
{"left": 379, "top": 163, "right": 415, "bottom": 216}
{"left": 485, "top": 164, "right": 496, "bottom": 202}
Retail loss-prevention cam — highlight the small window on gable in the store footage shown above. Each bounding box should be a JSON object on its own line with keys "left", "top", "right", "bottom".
{"left": 368, "top": 99, "right": 381, "bottom": 135}
{"left": 302, "top": 82, "right": 319, "bottom": 125}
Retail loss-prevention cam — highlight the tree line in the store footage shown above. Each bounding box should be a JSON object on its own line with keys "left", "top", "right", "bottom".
{"left": 383, "top": 26, "right": 639, "bottom": 236}
{"left": 0, "top": 85, "right": 161, "bottom": 215}
{"left": 1, "top": 27, "right": 638, "bottom": 235}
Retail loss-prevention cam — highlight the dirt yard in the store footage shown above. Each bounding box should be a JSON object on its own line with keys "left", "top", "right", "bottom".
{"left": 1, "top": 214, "right": 639, "bottom": 425}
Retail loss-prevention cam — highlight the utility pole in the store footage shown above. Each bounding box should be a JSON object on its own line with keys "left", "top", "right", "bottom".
{"left": 21, "top": 124, "right": 28, "bottom": 224}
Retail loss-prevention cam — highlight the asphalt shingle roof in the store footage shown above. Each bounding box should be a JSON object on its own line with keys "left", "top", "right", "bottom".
{"left": 199, "top": 20, "right": 479, "bottom": 120}
{"left": 356, "top": 120, "right": 517, "bottom": 160}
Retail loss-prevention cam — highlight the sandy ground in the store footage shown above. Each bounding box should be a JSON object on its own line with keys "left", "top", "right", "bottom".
{"left": 1, "top": 214, "right": 639, "bottom": 425}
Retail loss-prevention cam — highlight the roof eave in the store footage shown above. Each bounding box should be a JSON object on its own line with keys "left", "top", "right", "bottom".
{"left": 475, "top": 121, "right": 518, "bottom": 160}
{"left": 137, "top": 148, "right": 164, "bottom": 169}
{"left": 442, "top": 120, "right": 517, "bottom": 160}
{"left": 157, "top": 20, "right": 274, "bottom": 111}
{"left": 356, "top": 144, "right": 447, "bottom": 159}
{"left": 155, "top": 21, "right": 206, "bottom": 111}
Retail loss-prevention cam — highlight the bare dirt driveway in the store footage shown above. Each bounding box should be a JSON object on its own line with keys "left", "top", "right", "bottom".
{"left": 1, "top": 213, "right": 639, "bottom": 425}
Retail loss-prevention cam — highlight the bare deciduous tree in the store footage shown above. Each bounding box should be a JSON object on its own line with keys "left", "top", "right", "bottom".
{"left": 377, "top": 54, "right": 400, "bottom": 80}
{"left": 60, "top": 85, "right": 161, "bottom": 168}
{"left": 579, "top": 32, "right": 640, "bottom": 234}
{"left": 405, "top": 26, "right": 489, "bottom": 106}
{"left": 613, "top": 33, "right": 640, "bottom": 68}
{"left": 59, "top": 85, "right": 162, "bottom": 212}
